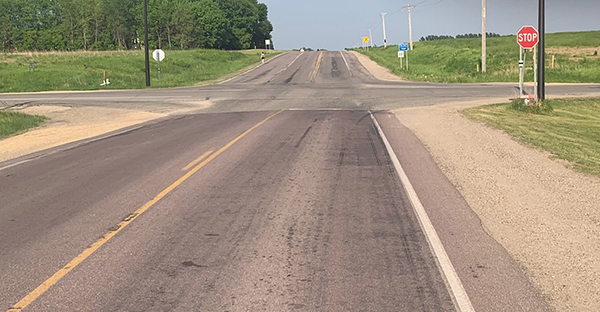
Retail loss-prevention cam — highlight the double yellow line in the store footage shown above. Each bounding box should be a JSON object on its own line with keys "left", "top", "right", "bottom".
{"left": 7, "top": 110, "right": 284, "bottom": 312}
{"left": 310, "top": 51, "right": 324, "bottom": 83}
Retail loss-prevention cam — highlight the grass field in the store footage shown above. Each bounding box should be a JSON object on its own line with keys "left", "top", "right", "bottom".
{"left": 0, "top": 49, "right": 281, "bottom": 93}
{"left": 357, "top": 31, "right": 600, "bottom": 83}
{"left": 462, "top": 97, "right": 600, "bottom": 177}
{"left": 0, "top": 111, "right": 47, "bottom": 139}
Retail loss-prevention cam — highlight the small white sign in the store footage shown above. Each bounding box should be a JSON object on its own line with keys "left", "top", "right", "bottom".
{"left": 265, "top": 39, "right": 271, "bottom": 46}
{"left": 153, "top": 49, "right": 165, "bottom": 62}
{"left": 398, "top": 51, "right": 405, "bottom": 58}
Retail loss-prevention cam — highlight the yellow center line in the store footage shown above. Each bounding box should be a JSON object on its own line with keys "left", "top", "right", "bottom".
{"left": 310, "top": 51, "right": 324, "bottom": 83}
{"left": 182, "top": 150, "right": 213, "bottom": 171}
{"left": 7, "top": 110, "right": 285, "bottom": 312}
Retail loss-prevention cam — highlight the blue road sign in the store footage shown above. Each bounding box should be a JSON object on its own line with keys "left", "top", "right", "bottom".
{"left": 399, "top": 43, "right": 409, "bottom": 51}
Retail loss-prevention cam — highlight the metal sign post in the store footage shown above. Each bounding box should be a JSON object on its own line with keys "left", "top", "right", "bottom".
{"left": 153, "top": 49, "right": 165, "bottom": 86}
{"left": 533, "top": 45, "right": 537, "bottom": 100}
{"left": 398, "top": 51, "right": 405, "bottom": 69}
{"left": 399, "top": 43, "right": 409, "bottom": 70}
{"left": 519, "top": 47, "right": 524, "bottom": 96}
{"left": 538, "top": 0, "right": 545, "bottom": 101}
{"left": 143, "top": 0, "right": 150, "bottom": 87}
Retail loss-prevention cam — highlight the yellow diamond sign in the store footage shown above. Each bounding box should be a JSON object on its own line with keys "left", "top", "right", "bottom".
{"left": 363, "top": 37, "right": 369, "bottom": 43}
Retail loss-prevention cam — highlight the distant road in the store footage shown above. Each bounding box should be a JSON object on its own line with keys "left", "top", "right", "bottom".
{"left": 1, "top": 51, "right": 598, "bottom": 114}
{"left": 2, "top": 50, "right": 590, "bottom": 311}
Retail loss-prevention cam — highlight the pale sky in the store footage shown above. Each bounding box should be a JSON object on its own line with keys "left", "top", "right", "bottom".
{"left": 261, "top": 0, "right": 600, "bottom": 50}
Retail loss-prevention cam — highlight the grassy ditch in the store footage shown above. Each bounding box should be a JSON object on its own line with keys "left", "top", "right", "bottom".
{"left": 357, "top": 31, "right": 600, "bottom": 83}
{"left": 0, "top": 111, "right": 47, "bottom": 139}
{"left": 0, "top": 49, "right": 282, "bottom": 93}
{"left": 462, "top": 97, "right": 600, "bottom": 177}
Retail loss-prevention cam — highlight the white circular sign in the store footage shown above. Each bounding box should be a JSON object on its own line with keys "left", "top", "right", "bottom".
{"left": 153, "top": 49, "right": 165, "bottom": 62}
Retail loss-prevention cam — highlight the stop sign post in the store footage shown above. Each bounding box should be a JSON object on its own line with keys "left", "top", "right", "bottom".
{"left": 517, "top": 26, "right": 540, "bottom": 101}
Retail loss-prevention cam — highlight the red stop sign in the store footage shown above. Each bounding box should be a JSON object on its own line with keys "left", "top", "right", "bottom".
{"left": 517, "top": 26, "right": 539, "bottom": 49}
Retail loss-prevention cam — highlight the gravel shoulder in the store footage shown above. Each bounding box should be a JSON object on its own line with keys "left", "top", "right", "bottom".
{"left": 0, "top": 105, "right": 165, "bottom": 163}
{"left": 350, "top": 51, "right": 406, "bottom": 82}
{"left": 356, "top": 54, "right": 600, "bottom": 311}
{"left": 0, "top": 99, "right": 214, "bottom": 163}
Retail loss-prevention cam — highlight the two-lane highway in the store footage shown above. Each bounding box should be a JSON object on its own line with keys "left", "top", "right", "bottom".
{"left": 1, "top": 50, "right": 586, "bottom": 311}
{"left": 2, "top": 110, "right": 456, "bottom": 311}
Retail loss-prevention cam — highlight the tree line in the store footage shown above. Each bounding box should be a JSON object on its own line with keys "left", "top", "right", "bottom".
{"left": 420, "top": 33, "right": 502, "bottom": 42}
{"left": 0, "top": 0, "right": 273, "bottom": 52}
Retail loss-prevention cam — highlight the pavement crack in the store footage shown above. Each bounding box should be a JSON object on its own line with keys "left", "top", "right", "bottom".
{"left": 182, "top": 261, "right": 207, "bottom": 268}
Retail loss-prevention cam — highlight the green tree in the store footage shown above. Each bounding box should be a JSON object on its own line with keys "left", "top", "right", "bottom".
{"left": 0, "top": 0, "right": 272, "bottom": 52}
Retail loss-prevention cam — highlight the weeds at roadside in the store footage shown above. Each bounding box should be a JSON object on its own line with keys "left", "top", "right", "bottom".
{"left": 462, "top": 97, "right": 600, "bottom": 177}
{"left": 0, "top": 111, "right": 47, "bottom": 139}
{"left": 510, "top": 99, "right": 554, "bottom": 115}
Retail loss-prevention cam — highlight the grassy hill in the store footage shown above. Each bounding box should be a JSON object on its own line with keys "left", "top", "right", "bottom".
{"left": 357, "top": 31, "right": 600, "bottom": 83}
{"left": 0, "top": 49, "right": 281, "bottom": 93}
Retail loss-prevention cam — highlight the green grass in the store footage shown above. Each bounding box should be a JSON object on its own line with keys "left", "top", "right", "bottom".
{"left": 357, "top": 31, "right": 600, "bottom": 83}
{"left": 0, "top": 111, "right": 47, "bottom": 139}
{"left": 462, "top": 97, "right": 600, "bottom": 177}
{"left": 0, "top": 49, "right": 282, "bottom": 93}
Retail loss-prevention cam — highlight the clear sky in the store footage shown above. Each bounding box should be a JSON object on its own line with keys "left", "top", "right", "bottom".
{"left": 261, "top": 0, "right": 600, "bottom": 51}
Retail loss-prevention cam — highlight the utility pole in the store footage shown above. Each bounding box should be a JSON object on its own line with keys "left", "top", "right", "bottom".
{"left": 369, "top": 28, "right": 373, "bottom": 48}
{"left": 380, "top": 13, "right": 388, "bottom": 48}
{"left": 143, "top": 0, "right": 150, "bottom": 87}
{"left": 403, "top": 4, "right": 415, "bottom": 50}
{"left": 482, "top": 0, "right": 487, "bottom": 72}
{"left": 538, "top": 0, "right": 545, "bottom": 101}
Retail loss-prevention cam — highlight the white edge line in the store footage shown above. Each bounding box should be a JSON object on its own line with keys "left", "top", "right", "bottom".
{"left": 287, "top": 52, "right": 304, "bottom": 70}
{"left": 276, "top": 51, "right": 304, "bottom": 76}
{"left": 339, "top": 51, "right": 353, "bottom": 76}
{"left": 266, "top": 52, "right": 304, "bottom": 83}
{"left": 369, "top": 111, "right": 475, "bottom": 312}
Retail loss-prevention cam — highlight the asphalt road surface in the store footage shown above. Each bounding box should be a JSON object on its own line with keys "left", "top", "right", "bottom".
{"left": 2, "top": 51, "right": 596, "bottom": 311}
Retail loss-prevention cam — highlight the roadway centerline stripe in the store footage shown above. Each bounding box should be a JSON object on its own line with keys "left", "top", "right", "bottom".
{"left": 182, "top": 150, "right": 213, "bottom": 171}
{"left": 6, "top": 110, "right": 285, "bottom": 312}
{"left": 369, "top": 111, "right": 475, "bottom": 312}
{"left": 310, "top": 51, "right": 324, "bottom": 83}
